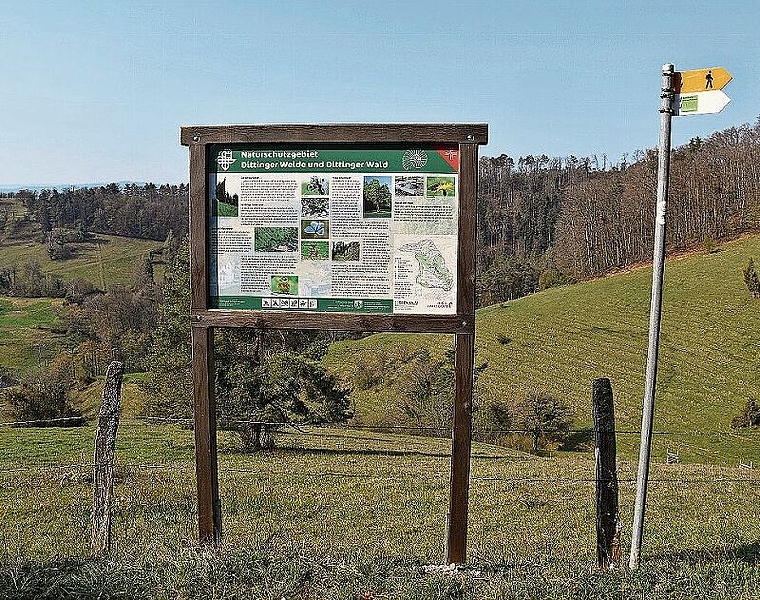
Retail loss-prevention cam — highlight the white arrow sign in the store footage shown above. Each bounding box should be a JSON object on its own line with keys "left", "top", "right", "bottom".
{"left": 673, "top": 90, "right": 730, "bottom": 116}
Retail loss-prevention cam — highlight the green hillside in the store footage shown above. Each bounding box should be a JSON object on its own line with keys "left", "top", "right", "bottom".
{"left": 0, "top": 210, "right": 165, "bottom": 377}
{"left": 0, "top": 297, "right": 67, "bottom": 373}
{"left": 0, "top": 194, "right": 164, "bottom": 289}
{"left": 325, "top": 234, "right": 760, "bottom": 466}
{"left": 0, "top": 232, "right": 164, "bottom": 290}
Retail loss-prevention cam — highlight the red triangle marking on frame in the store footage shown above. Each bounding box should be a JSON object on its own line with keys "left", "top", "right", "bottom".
{"left": 435, "top": 145, "right": 460, "bottom": 172}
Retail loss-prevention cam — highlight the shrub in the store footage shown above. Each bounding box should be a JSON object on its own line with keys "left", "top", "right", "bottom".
{"left": 0, "top": 259, "right": 67, "bottom": 298}
{"left": 396, "top": 348, "right": 454, "bottom": 431}
{"left": 513, "top": 390, "right": 574, "bottom": 453}
{"left": 731, "top": 398, "right": 760, "bottom": 429}
{"left": 5, "top": 386, "right": 65, "bottom": 424}
{"left": 702, "top": 236, "right": 719, "bottom": 254}
{"left": 538, "top": 267, "right": 575, "bottom": 291}
{"left": 0, "top": 366, "right": 17, "bottom": 389}
{"left": 64, "top": 277, "right": 100, "bottom": 305}
{"left": 474, "top": 398, "right": 513, "bottom": 444}
{"left": 477, "top": 256, "right": 539, "bottom": 307}
{"left": 3, "top": 362, "right": 83, "bottom": 425}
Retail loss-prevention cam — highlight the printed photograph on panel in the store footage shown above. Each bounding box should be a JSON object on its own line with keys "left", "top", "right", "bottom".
{"left": 301, "top": 175, "right": 330, "bottom": 196}
{"left": 332, "top": 241, "right": 360, "bottom": 262}
{"left": 395, "top": 176, "right": 424, "bottom": 197}
{"left": 301, "top": 241, "right": 329, "bottom": 260}
{"left": 254, "top": 227, "right": 299, "bottom": 252}
{"left": 301, "top": 219, "right": 330, "bottom": 240}
{"left": 270, "top": 275, "right": 299, "bottom": 296}
{"left": 363, "top": 176, "right": 392, "bottom": 218}
{"left": 212, "top": 176, "right": 239, "bottom": 217}
{"left": 426, "top": 176, "right": 456, "bottom": 197}
{"left": 301, "top": 195, "right": 329, "bottom": 218}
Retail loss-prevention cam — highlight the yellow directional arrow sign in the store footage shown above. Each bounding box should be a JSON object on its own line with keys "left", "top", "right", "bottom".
{"left": 674, "top": 67, "right": 732, "bottom": 93}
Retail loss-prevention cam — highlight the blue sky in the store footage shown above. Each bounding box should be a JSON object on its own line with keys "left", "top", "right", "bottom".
{"left": 1, "top": 0, "right": 758, "bottom": 185}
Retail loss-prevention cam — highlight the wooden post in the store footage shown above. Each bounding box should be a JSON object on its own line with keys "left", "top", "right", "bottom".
{"left": 91, "top": 360, "right": 124, "bottom": 557}
{"left": 193, "top": 325, "right": 222, "bottom": 544}
{"left": 445, "top": 140, "right": 478, "bottom": 565}
{"left": 446, "top": 332, "right": 475, "bottom": 564}
{"left": 188, "top": 139, "right": 222, "bottom": 545}
{"left": 592, "top": 377, "right": 622, "bottom": 569}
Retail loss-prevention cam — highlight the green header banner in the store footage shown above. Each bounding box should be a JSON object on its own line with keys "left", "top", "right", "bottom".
{"left": 209, "top": 145, "right": 460, "bottom": 174}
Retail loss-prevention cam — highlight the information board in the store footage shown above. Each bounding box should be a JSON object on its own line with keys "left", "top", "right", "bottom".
{"left": 207, "top": 145, "right": 461, "bottom": 315}
{"left": 182, "top": 123, "right": 487, "bottom": 564}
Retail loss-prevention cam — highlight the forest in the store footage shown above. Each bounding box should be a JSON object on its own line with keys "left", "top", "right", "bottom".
{"left": 4, "top": 119, "right": 760, "bottom": 304}
{"left": 476, "top": 119, "right": 760, "bottom": 304}
{"left": 6, "top": 182, "right": 189, "bottom": 242}
{"left": 1, "top": 119, "right": 759, "bottom": 435}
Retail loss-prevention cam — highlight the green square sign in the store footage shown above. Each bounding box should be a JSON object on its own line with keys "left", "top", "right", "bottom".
{"left": 680, "top": 95, "right": 698, "bottom": 113}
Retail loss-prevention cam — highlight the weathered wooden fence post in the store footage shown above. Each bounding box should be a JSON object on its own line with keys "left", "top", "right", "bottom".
{"left": 92, "top": 360, "right": 124, "bottom": 557}
{"left": 592, "top": 377, "right": 622, "bottom": 569}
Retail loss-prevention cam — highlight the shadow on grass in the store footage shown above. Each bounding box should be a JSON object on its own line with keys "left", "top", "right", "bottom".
{"left": 219, "top": 427, "right": 532, "bottom": 461}
{"left": 560, "top": 428, "right": 594, "bottom": 452}
{"left": 220, "top": 442, "right": 531, "bottom": 462}
{"left": 221, "top": 444, "right": 452, "bottom": 460}
{"left": 653, "top": 540, "right": 760, "bottom": 565}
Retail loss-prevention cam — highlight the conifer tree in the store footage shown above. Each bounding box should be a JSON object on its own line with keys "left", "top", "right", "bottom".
{"left": 142, "top": 236, "right": 353, "bottom": 448}
{"left": 743, "top": 258, "right": 760, "bottom": 298}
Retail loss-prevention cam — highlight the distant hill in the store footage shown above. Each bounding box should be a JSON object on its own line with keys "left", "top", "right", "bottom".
{"left": 324, "top": 234, "right": 760, "bottom": 466}
{"left": 0, "top": 181, "right": 151, "bottom": 194}
{"left": 0, "top": 193, "right": 165, "bottom": 291}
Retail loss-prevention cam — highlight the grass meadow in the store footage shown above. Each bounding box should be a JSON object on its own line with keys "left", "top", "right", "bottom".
{"left": 0, "top": 421, "right": 757, "bottom": 599}
{"left": 0, "top": 297, "right": 67, "bottom": 373}
{"left": 0, "top": 196, "right": 164, "bottom": 290}
{"left": 0, "top": 228, "right": 758, "bottom": 597}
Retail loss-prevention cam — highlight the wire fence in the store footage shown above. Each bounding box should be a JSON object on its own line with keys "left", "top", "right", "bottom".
{"left": 2, "top": 414, "right": 758, "bottom": 440}
{"left": 0, "top": 415, "right": 757, "bottom": 485}
{"left": 2, "top": 413, "right": 756, "bottom": 436}
{"left": 0, "top": 412, "right": 757, "bottom": 564}
{"left": 2, "top": 467, "right": 757, "bottom": 489}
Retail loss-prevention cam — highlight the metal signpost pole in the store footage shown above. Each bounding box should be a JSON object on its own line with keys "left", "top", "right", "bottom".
{"left": 629, "top": 64, "right": 675, "bottom": 571}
